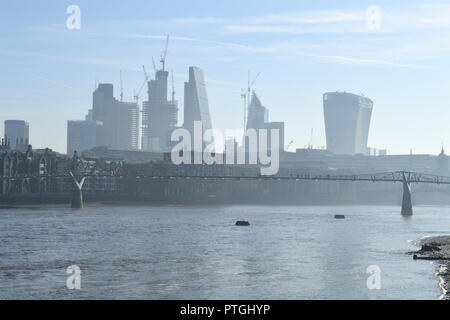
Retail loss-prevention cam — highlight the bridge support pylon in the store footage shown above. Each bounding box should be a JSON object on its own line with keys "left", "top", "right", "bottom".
{"left": 71, "top": 188, "right": 83, "bottom": 209}
{"left": 69, "top": 172, "right": 85, "bottom": 209}
{"left": 401, "top": 172, "right": 412, "bottom": 216}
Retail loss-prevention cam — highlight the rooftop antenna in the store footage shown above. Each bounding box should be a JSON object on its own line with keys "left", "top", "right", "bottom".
{"left": 171, "top": 70, "right": 175, "bottom": 102}
{"left": 142, "top": 65, "right": 149, "bottom": 82}
{"left": 119, "top": 70, "right": 124, "bottom": 102}
{"left": 160, "top": 35, "right": 170, "bottom": 72}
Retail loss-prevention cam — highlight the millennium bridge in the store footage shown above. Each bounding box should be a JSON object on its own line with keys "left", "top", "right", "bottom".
{"left": 2, "top": 170, "right": 450, "bottom": 215}
{"left": 60, "top": 170, "right": 450, "bottom": 215}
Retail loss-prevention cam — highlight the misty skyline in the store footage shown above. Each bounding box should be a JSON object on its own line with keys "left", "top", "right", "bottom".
{"left": 2, "top": 0, "right": 450, "bottom": 154}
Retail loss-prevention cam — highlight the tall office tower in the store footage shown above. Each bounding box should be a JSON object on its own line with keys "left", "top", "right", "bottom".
{"left": 244, "top": 92, "right": 284, "bottom": 152}
{"left": 91, "top": 83, "right": 139, "bottom": 150}
{"left": 323, "top": 92, "right": 373, "bottom": 155}
{"left": 116, "top": 102, "right": 139, "bottom": 150}
{"left": 4, "top": 120, "right": 29, "bottom": 151}
{"left": 142, "top": 69, "right": 178, "bottom": 152}
{"left": 246, "top": 91, "right": 268, "bottom": 130}
{"left": 183, "top": 66, "right": 212, "bottom": 147}
{"left": 92, "top": 83, "right": 115, "bottom": 147}
{"left": 67, "top": 120, "right": 101, "bottom": 156}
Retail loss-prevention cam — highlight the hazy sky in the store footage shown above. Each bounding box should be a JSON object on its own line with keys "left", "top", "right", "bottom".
{"left": 1, "top": 0, "right": 450, "bottom": 154}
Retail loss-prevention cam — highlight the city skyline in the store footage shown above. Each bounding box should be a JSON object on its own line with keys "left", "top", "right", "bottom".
{"left": 4, "top": 1, "right": 450, "bottom": 304}
{"left": 2, "top": 1, "right": 450, "bottom": 154}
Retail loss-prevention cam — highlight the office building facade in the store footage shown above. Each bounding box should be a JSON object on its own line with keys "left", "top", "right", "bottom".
{"left": 183, "top": 66, "right": 212, "bottom": 138}
{"left": 4, "top": 120, "right": 29, "bottom": 151}
{"left": 245, "top": 92, "right": 284, "bottom": 152}
{"left": 91, "top": 83, "right": 139, "bottom": 150}
{"left": 142, "top": 70, "right": 178, "bottom": 152}
{"left": 323, "top": 92, "right": 373, "bottom": 155}
{"left": 246, "top": 92, "right": 268, "bottom": 131}
{"left": 67, "top": 120, "right": 101, "bottom": 156}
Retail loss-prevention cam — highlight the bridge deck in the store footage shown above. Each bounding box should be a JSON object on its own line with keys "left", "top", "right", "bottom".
{"left": 2, "top": 171, "right": 450, "bottom": 185}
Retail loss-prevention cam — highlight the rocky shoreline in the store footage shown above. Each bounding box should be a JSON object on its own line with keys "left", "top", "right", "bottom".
{"left": 410, "top": 235, "right": 450, "bottom": 299}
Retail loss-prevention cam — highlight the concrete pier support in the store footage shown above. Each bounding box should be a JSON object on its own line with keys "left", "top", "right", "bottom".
{"left": 401, "top": 173, "right": 413, "bottom": 216}
{"left": 69, "top": 172, "right": 85, "bottom": 209}
{"left": 71, "top": 189, "right": 83, "bottom": 209}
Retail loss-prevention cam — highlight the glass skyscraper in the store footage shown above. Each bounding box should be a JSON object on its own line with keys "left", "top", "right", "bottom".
{"left": 323, "top": 92, "right": 373, "bottom": 155}
{"left": 183, "top": 66, "right": 212, "bottom": 136}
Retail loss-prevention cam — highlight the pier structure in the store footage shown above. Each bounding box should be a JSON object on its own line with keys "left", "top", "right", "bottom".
{"left": 69, "top": 172, "right": 85, "bottom": 209}
{"left": 401, "top": 172, "right": 413, "bottom": 216}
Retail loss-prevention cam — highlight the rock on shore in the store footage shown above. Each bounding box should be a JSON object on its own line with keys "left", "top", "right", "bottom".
{"left": 412, "top": 235, "right": 450, "bottom": 299}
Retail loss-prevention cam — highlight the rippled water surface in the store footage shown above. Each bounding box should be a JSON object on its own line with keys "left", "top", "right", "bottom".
{"left": 0, "top": 205, "right": 447, "bottom": 299}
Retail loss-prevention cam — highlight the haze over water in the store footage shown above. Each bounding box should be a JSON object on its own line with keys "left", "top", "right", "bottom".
{"left": 0, "top": 205, "right": 445, "bottom": 299}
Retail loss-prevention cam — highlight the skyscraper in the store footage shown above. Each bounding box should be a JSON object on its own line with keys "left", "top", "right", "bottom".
{"left": 245, "top": 92, "right": 284, "bottom": 152}
{"left": 246, "top": 92, "right": 268, "bottom": 131}
{"left": 92, "top": 83, "right": 115, "bottom": 148}
{"left": 142, "top": 69, "right": 178, "bottom": 152}
{"left": 183, "top": 66, "right": 212, "bottom": 145}
{"left": 4, "top": 120, "right": 29, "bottom": 151}
{"left": 116, "top": 102, "right": 139, "bottom": 150}
{"left": 323, "top": 92, "right": 373, "bottom": 155}
{"left": 91, "top": 83, "right": 139, "bottom": 150}
{"left": 67, "top": 120, "right": 101, "bottom": 156}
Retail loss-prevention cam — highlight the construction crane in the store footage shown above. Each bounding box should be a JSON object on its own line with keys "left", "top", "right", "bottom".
{"left": 151, "top": 57, "right": 157, "bottom": 75}
{"left": 160, "top": 35, "right": 170, "bottom": 71}
{"left": 247, "top": 71, "right": 260, "bottom": 101}
{"left": 133, "top": 65, "right": 149, "bottom": 104}
{"left": 142, "top": 65, "right": 149, "bottom": 81}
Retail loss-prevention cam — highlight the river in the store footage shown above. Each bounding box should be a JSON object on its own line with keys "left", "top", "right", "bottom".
{"left": 0, "top": 205, "right": 445, "bottom": 299}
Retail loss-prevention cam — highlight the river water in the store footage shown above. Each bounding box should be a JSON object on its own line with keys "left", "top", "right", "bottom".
{"left": 0, "top": 205, "right": 446, "bottom": 299}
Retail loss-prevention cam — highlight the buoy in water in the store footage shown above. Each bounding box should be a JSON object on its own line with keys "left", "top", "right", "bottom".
{"left": 235, "top": 220, "right": 250, "bottom": 226}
